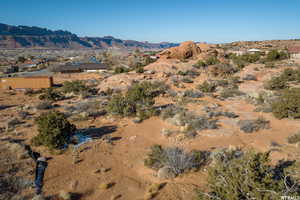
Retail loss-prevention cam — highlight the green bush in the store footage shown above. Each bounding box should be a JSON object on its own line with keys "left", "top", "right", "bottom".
{"left": 39, "top": 88, "right": 64, "bottom": 101}
{"left": 31, "top": 111, "right": 76, "bottom": 149}
{"left": 197, "top": 81, "right": 216, "bottom": 93}
{"left": 197, "top": 151, "right": 299, "bottom": 199}
{"left": 271, "top": 88, "right": 300, "bottom": 119}
{"left": 106, "top": 82, "right": 165, "bottom": 119}
{"left": 266, "top": 49, "right": 289, "bottom": 61}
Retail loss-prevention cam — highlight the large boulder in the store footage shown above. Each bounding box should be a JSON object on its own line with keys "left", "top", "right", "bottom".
{"left": 159, "top": 41, "right": 201, "bottom": 60}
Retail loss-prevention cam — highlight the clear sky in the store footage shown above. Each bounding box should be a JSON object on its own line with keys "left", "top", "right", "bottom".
{"left": 1, "top": 0, "right": 299, "bottom": 43}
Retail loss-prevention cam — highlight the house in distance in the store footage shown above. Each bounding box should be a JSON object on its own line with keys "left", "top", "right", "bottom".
{"left": 51, "top": 63, "right": 108, "bottom": 74}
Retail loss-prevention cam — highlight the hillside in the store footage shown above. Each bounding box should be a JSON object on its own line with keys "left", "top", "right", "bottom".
{"left": 0, "top": 23, "right": 178, "bottom": 49}
{"left": 1, "top": 41, "right": 300, "bottom": 199}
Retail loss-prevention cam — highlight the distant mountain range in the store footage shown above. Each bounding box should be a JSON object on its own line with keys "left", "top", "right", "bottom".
{"left": 0, "top": 23, "right": 178, "bottom": 49}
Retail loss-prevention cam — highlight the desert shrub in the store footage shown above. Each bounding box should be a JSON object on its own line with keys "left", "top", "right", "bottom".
{"left": 62, "top": 80, "right": 88, "bottom": 95}
{"left": 36, "top": 101, "right": 53, "bottom": 110}
{"left": 144, "top": 145, "right": 209, "bottom": 175}
{"left": 160, "top": 105, "right": 186, "bottom": 120}
{"left": 206, "top": 111, "right": 239, "bottom": 118}
{"left": 241, "top": 53, "right": 261, "bottom": 63}
{"left": 17, "top": 111, "right": 30, "bottom": 120}
{"left": 24, "top": 88, "right": 42, "bottom": 96}
{"left": 205, "top": 56, "right": 220, "bottom": 65}
{"left": 183, "top": 90, "right": 204, "bottom": 98}
{"left": 144, "top": 145, "right": 166, "bottom": 170}
{"left": 197, "top": 151, "right": 300, "bottom": 200}
{"left": 230, "top": 53, "right": 261, "bottom": 66}
{"left": 161, "top": 106, "right": 218, "bottom": 135}
{"left": 135, "top": 66, "right": 144, "bottom": 73}
{"left": 243, "top": 74, "right": 257, "bottom": 81}
{"left": 193, "top": 60, "right": 207, "bottom": 68}
{"left": 266, "top": 49, "right": 289, "bottom": 61}
{"left": 264, "top": 68, "right": 300, "bottom": 90}
{"left": 281, "top": 68, "right": 300, "bottom": 82}
{"left": 271, "top": 88, "right": 300, "bottom": 119}
{"left": 114, "top": 66, "right": 130, "bottom": 74}
{"left": 212, "top": 77, "right": 239, "bottom": 89}
{"left": 264, "top": 76, "right": 288, "bottom": 90}
{"left": 177, "top": 70, "right": 200, "bottom": 77}
{"left": 287, "top": 132, "right": 300, "bottom": 144}
{"left": 31, "top": 111, "right": 76, "bottom": 149}
{"left": 220, "top": 88, "right": 244, "bottom": 99}
{"left": 238, "top": 117, "right": 270, "bottom": 133}
{"left": 39, "top": 88, "right": 64, "bottom": 101}
{"left": 265, "top": 62, "right": 276, "bottom": 68}
{"left": 181, "top": 77, "right": 194, "bottom": 83}
{"left": 106, "top": 82, "right": 166, "bottom": 119}
{"left": 197, "top": 81, "right": 216, "bottom": 93}
{"left": 210, "top": 63, "right": 238, "bottom": 77}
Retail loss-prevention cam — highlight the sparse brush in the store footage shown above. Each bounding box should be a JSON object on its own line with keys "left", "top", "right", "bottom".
{"left": 287, "top": 132, "right": 300, "bottom": 144}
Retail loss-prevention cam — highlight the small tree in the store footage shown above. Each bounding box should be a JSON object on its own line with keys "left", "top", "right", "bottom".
{"left": 32, "top": 111, "right": 76, "bottom": 149}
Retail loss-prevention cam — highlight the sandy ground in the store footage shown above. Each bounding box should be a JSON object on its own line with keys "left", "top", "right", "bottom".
{"left": 1, "top": 59, "right": 300, "bottom": 200}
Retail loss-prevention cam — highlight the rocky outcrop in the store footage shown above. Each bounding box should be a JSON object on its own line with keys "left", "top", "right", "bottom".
{"left": 159, "top": 41, "right": 202, "bottom": 60}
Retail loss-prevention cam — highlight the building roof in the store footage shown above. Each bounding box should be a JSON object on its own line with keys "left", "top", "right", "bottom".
{"left": 52, "top": 63, "right": 108, "bottom": 72}
{"left": 248, "top": 48, "right": 261, "bottom": 52}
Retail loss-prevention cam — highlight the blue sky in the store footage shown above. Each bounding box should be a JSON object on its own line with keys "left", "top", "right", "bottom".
{"left": 1, "top": 0, "right": 299, "bottom": 43}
